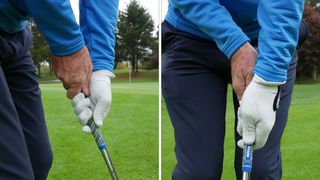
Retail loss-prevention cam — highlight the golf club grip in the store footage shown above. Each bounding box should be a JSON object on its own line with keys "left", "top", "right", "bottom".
{"left": 87, "top": 118, "right": 106, "bottom": 150}
{"left": 242, "top": 145, "right": 253, "bottom": 173}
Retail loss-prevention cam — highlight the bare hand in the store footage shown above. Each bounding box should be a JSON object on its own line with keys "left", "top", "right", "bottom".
{"left": 52, "top": 46, "right": 93, "bottom": 99}
{"left": 231, "top": 42, "right": 257, "bottom": 100}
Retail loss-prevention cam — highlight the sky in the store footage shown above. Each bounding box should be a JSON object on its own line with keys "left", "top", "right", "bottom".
{"left": 70, "top": 0, "right": 160, "bottom": 28}
{"left": 162, "top": 0, "right": 168, "bottom": 20}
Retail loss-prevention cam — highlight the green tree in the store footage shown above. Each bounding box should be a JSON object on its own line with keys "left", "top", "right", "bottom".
{"left": 144, "top": 30, "right": 159, "bottom": 69}
{"left": 305, "top": 0, "right": 320, "bottom": 12}
{"left": 116, "top": 0, "right": 155, "bottom": 72}
{"left": 305, "top": 0, "right": 320, "bottom": 6}
{"left": 297, "top": 4, "right": 320, "bottom": 80}
{"left": 29, "top": 21, "right": 50, "bottom": 78}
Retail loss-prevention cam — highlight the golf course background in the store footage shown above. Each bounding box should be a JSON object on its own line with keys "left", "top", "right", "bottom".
{"left": 41, "top": 70, "right": 158, "bottom": 179}
{"left": 162, "top": 83, "right": 320, "bottom": 179}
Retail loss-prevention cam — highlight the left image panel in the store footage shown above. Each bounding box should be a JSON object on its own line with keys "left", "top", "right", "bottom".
{"left": 0, "top": 0, "right": 158, "bottom": 179}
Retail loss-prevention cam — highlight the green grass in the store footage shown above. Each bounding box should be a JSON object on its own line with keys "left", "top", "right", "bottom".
{"left": 42, "top": 82, "right": 158, "bottom": 180}
{"left": 295, "top": 76, "right": 320, "bottom": 84}
{"left": 162, "top": 83, "right": 320, "bottom": 180}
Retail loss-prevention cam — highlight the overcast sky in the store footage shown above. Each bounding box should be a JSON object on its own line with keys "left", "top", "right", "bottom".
{"left": 162, "top": 0, "right": 168, "bottom": 20}
{"left": 70, "top": 0, "right": 160, "bottom": 28}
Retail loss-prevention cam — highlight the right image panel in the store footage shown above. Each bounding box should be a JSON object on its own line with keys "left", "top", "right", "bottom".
{"left": 161, "top": 0, "right": 320, "bottom": 179}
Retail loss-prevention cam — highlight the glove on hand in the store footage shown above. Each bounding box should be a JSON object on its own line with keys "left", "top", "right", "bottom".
{"left": 237, "top": 74, "right": 283, "bottom": 150}
{"left": 72, "top": 93, "right": 93, "bottom": 132}
{"left": 72, "top": 70, "right": 114, "bottom": 133}
{"left": 88, "top": 70, "right": 114, "bottom": 131}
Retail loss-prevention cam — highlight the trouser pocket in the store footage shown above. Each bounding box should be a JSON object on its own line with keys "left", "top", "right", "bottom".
{"left": 0, "top": 27, "right": 31, "bottom": 64}
{"left": 0, "top": 34, "right": 15, "bottom": 62}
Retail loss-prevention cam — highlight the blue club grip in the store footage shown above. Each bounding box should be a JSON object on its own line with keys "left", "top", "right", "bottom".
{"left": 87, "top": 118, "right": 107, "bottom": 150}
{"left": 242, "top": 145, "right": 253, "bottom": 173}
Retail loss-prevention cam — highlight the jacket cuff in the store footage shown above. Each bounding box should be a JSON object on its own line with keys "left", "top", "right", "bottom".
{"left": 253, "top": 62, "right": 287, "bottom": 83}
{"left": 49, "top": 35, "right": 85, "bottom": 56}
{"left": 224, "top": 34, "right": 250, "bottom": 60}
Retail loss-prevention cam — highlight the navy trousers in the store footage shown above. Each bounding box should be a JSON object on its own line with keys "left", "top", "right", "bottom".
{"left": 162, "top": 21, "right": 296, "bottom": 180}
{"left": 0, "top": 27, "right": 52, "bottom": 179}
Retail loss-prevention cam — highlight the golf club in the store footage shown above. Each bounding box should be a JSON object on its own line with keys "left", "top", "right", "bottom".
{"left": 87, "top": 118, "right": 119, "bottom": 180}
{"left": 242, "top": 145, "right": 253, "bottom": 180}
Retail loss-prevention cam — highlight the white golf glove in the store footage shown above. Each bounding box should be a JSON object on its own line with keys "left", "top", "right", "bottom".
{"left": 72, "top": 93, "right": 93, "bottom": 132}
{"left": 72, "top": 70, "right": 114, "bottom": 133}
{"left": 237, "top": 74, "right": 283, "bottom": 150}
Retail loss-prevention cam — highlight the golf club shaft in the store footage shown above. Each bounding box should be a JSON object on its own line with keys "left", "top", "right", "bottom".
{"left": 242, "top": 145, "right": 253, "bottom": 180}
{"left": 87, "top": 119, "right": 119, "bottom": 180}
{"left": 242, "top": 172, "right": 250, "bottom": 180}
{"left": 101, "top": 149, "right": 118, "bottom": 180}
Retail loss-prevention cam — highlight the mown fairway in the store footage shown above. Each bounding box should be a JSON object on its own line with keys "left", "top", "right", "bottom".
{"left": 162, "top": 83, "right": 320, "bottom": 179}
{"left": 42, "top": 81, "right": 158, "bottom": 179}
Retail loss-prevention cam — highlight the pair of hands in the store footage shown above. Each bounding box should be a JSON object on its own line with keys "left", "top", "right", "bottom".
{"left": 231, "top": 42, "right": 281, "bottom": 150}
{"left": 52, "top": 46, "right": 113, "bottom": 132}
{"left": 51, "top": 44, "right": 281, "bottom": 147}
{"left": 71, "top": 70, "right": 113, "bottom": 133}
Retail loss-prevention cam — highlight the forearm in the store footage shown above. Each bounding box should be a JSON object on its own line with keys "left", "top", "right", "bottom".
{"left": 24, "top": 0, "right": 84, "bottom": 56}
{"left": 254, "top": 0, "right": 304, "bottom": 82}
{"left": 79, "top": 0, "right": 119, "bottom": 72}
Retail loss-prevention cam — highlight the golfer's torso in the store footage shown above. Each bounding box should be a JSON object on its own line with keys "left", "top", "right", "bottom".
{"left": 0, "top": 0, "right": 30, "bottom": 33}
{"left": 166, "top": 0, "right": 260, "bottom": 40}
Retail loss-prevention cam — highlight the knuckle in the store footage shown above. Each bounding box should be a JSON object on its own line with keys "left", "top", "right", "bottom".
{"left": 84, "top": 98, "right": 91, "bottom": 105}
{"left": 78, "top": 109, "right": 92, "bottom": 124}
{"left": 72, "top": 76, "right": 84, "bottom": 84}
{"left": 75, "top": 102, "right": 89, "bottom": 113}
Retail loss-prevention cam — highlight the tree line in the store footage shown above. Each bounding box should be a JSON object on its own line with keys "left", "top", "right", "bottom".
{"left": 30, "top": 0, "right": 157, "bottom": 77}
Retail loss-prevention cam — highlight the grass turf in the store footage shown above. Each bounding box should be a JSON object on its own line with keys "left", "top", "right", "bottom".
{"left": 162, "top": 83, "right": 320, "bottom": 179}
{"left": 42, "top": 82, "right": 158, "bottom": 180}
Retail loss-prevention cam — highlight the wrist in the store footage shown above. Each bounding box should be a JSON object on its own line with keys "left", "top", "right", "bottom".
{"left": 231, "top": 42, "right": 255, "bottom": 62}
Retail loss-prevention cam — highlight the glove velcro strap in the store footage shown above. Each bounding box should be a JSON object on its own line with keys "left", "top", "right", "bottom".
{"left": 273, "top": 86, "right": 281, "bottom": 111}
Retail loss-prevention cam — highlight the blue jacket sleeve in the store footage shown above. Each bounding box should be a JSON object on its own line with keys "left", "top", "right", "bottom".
{"left": 23, "top": 0, "right": 84, "bottom": 56}
{"left": 170, "top": 0, "right": 250, "bottom": 59}
{"left": 79, "top": 0, "right": 118, "bottom": 72}
{"left": 254, "top": 0, "right": 304, "bottom": 82}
